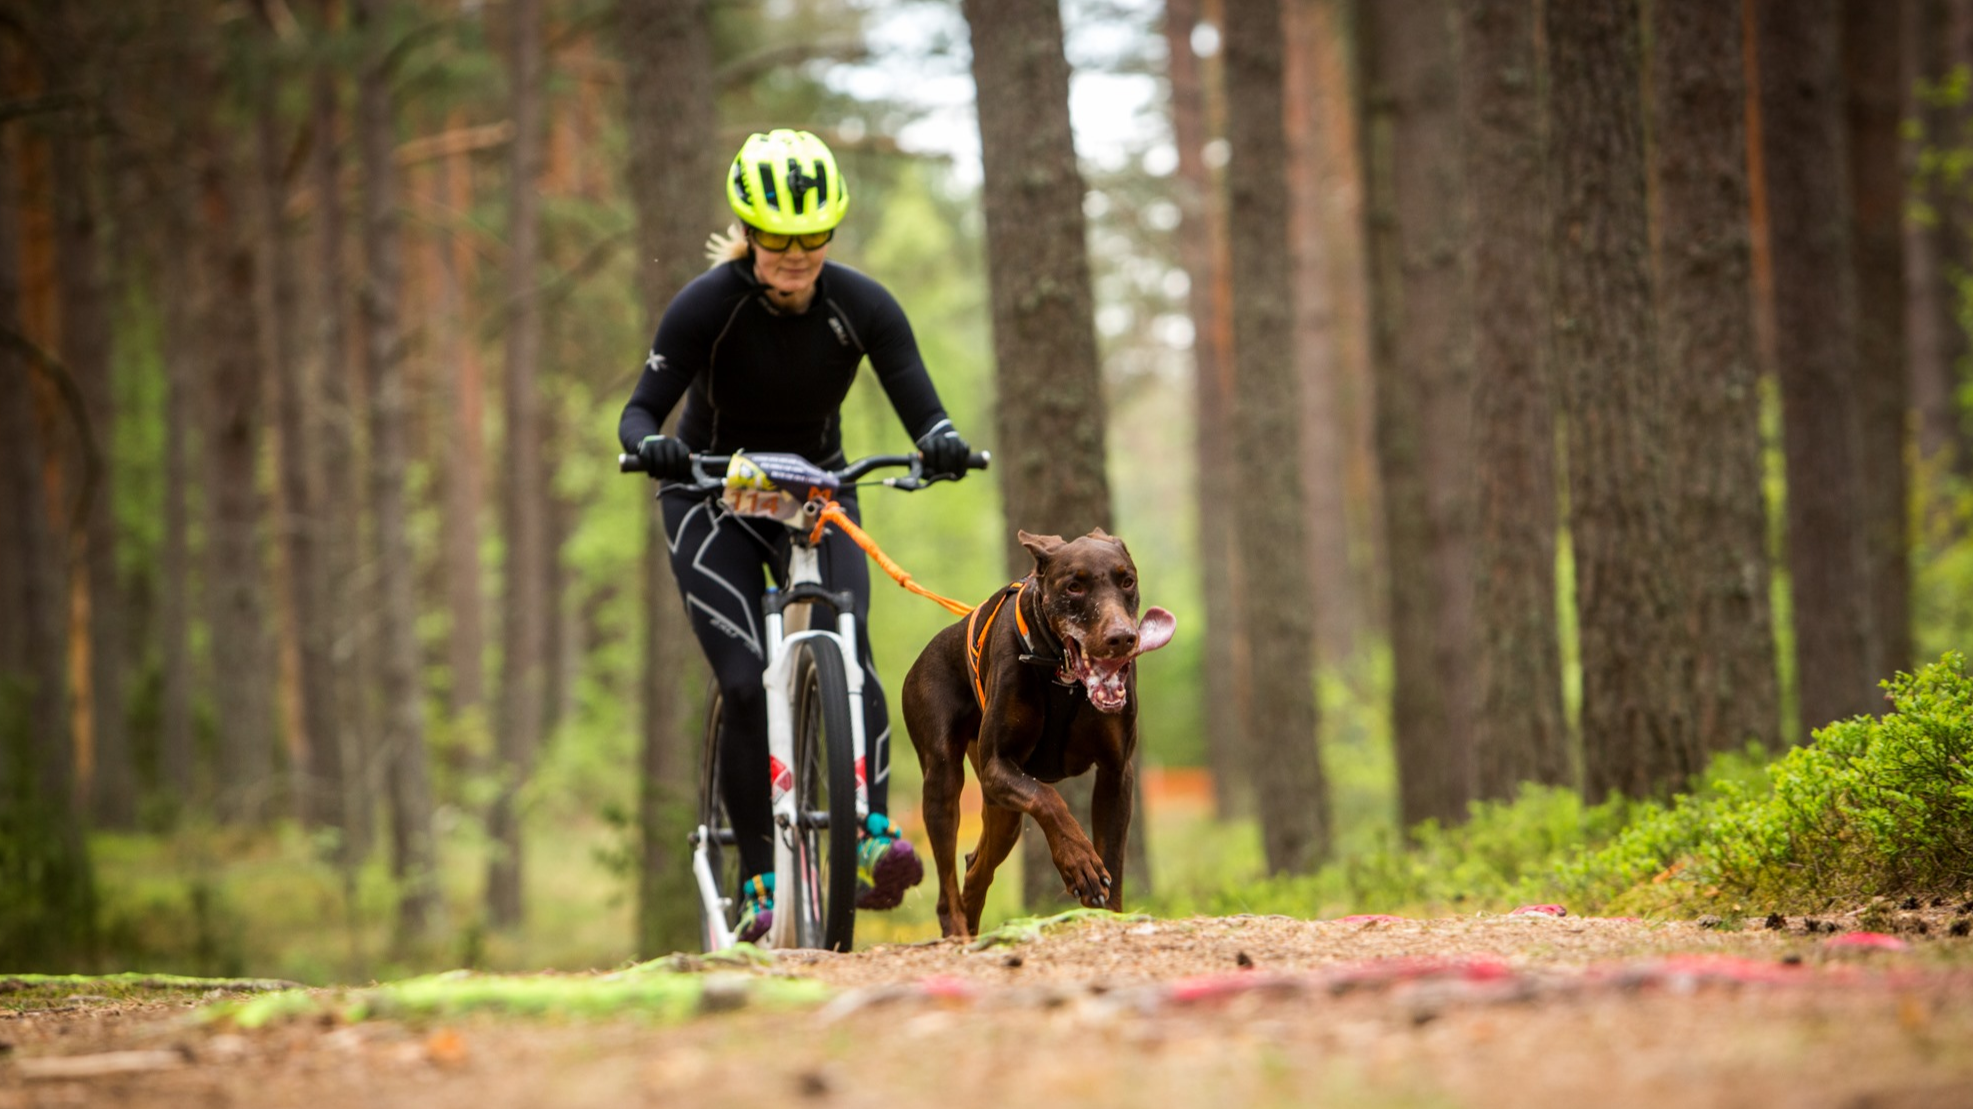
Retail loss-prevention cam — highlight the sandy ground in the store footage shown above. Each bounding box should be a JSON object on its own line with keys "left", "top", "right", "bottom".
{"left": 5, "top": 908, "right": 1972, "bottom": 1109}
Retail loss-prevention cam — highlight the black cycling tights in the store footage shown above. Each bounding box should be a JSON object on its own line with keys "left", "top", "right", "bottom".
{"left": 660, "top": 487, "right": 892, "bottom": 884}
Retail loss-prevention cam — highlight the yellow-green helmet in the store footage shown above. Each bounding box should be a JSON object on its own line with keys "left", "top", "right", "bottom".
{"left": 726, "top": 129, "right": 849, "bottom": 235}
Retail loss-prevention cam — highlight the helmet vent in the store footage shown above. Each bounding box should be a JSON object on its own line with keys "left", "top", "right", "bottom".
{"left": 787, "top": 159, "right": 827, "bottom": 215}
{"left": 757, "top": 164, "right": 780, "bottom": 210}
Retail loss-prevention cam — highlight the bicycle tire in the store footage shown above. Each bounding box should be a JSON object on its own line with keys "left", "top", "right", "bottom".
{"left": 694, "top": 685, "right": 744, "bottom": 952}
{"left": 791, "top": 641, "right": 860, "bottom": 952}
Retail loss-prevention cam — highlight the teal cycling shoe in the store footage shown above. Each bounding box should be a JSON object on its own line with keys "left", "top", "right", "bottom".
{"left": 855, "top": 813, "right": 924, "bottom": 911}
{"left": 736, "top": 873, "right": 774, "bottom": 943}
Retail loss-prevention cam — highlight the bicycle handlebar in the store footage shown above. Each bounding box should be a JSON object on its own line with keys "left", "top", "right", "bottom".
{"left": 618, "top": 448, "right": 991, "bottom": 491}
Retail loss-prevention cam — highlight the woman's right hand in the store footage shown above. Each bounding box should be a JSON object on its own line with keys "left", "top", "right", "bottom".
{"left": 637, "top": 435, "right": 693, "bottom": 480}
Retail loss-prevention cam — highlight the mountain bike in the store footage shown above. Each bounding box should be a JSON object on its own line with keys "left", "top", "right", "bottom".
{"left": 620, "top": 448, "right": 987, "bottom": 952}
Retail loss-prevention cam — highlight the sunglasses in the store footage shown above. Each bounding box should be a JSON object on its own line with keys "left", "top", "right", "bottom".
{"left": 749, "top": 227, "right": 834, "bottom": 252}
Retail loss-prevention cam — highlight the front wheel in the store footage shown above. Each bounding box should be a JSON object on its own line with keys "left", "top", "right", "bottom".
{"left": 694, "top": 685, "right": 742, "bottom": 952}
{"left": 791, "top": 641, "right": 860, "bottom": 951}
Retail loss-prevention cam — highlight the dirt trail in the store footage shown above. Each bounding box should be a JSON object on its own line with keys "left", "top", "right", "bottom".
{"left": 5, "top": 910, "right": 1971, "bottom": 1109}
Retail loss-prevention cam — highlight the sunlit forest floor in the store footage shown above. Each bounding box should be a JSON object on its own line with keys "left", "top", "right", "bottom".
{"left": 86, "top": 775, "right": 1256, "bottom": 985}
{"left": 8, "top": 911, "right": 1972, "bottom": 1108}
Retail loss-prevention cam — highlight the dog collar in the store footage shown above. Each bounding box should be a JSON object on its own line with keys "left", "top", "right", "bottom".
{"left": 1014, "top": 576, "right": 1079, "bottom": 689}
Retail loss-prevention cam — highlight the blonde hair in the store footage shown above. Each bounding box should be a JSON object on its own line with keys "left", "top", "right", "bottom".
{"left": 704, "top": 223, "right": 749, "bottom": 266}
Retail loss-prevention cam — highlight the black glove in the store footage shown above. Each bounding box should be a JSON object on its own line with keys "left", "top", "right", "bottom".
{"left": 915, "top": 420, "right": 971, "bottom": 479}
{"left": 636, "top": 434, "right": 692, "bottom": 480}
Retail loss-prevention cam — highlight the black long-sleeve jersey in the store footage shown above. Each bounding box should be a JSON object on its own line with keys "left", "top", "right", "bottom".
{"left": 617, "top": 256, "right": 950, "bottom": 464}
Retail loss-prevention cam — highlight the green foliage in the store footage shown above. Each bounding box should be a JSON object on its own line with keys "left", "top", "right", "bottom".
{"left": 1, "top": 683, "right": 99, "bottom": 970}
{"left": 212, "top": 959, "right": 829, "bottom": 1028}
{"left": 966, "top": 907, "right": 1151, "bottom": 950}
{"left": 1567, "top": 654, "right": 1973, "bottom": 913}
{"left": 0, "top": 973, "right": 297, "bottom": 1012}
{"left": 1913, "top": 458, "right": 1973, "bottom": 660}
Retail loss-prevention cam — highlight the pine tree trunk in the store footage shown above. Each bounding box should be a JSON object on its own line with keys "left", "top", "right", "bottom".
{"left": 488, "top": 0, "right": 549, "bottom": 930}
{"left": 158, "top": 200, "right": 199, "bottom": 806}
{"left": 202, "top": 142, "right": 277, "bottom": 825}
{"left": 1, "top": 92, "right": 94, "bottom": 958}
{"left": 964, "top": 0, "right": 1132, "bottom": 907}
{"left": 1284, "top": 0, "right": 1360, "bottom": 671}
{"left": 1162, "top": 0, "right": 1244, "bottom": 818}
{"left": 1755, "top": 0, "right": 1879, "bottom": 731}
{"left": 1844, "top": 0, "right": 1913, "bottom": 681}
{"left": 618, "top": 0, "right": 717, "bottom": 959}
{"left": 257, "top": 28, "right": 345, "bottom": 836}
{"left": 1358, "top": 0, "right": 1478, "bottom": 826}
{"left": 1650, "top": 0, "right": 1781, "bottom": 755}
{"left": 432, "top": 133, "right": 487, "bottom": 756}
{"left": 356, "top": 0, "right": 439, "bottom": 935}
{"left": 1548, "top": 0, "right": 1699, "bottom": 800}
{"left": 1, "top": 72, "right": 72, "bottom": 807}
{"left": 1460, "top": 0, "right": 1569, "bottom": 797}
{"left": 1225, "top": 0, "right": 1329, "bottom": 872}
{"left": 310, "top": 8, "right": 373, "bottom": 863}
{"left": 1909, "top": 1, "right": 1972, "bottom": 477}
{"left": 46, "top": 23, "right": 132, "bottom": 827}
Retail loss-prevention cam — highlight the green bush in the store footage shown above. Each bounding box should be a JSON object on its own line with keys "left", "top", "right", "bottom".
{"left": 1570, "top": 653, "right": 1973, "bottom": 913}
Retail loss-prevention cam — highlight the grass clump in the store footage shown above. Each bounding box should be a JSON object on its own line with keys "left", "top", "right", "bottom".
{"left": 0, "top": 972, "right": 299, "bottom": 1012}
{"left": 213, "top": 955, "right": 831, "bottom": 1028}
{"left": 967, "top": 908, "right": 1150, "bottom": 950}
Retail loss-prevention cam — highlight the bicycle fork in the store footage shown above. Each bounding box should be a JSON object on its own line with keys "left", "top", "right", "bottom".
{"left": 761, "top": 609, "right": 870, "bottom": 946}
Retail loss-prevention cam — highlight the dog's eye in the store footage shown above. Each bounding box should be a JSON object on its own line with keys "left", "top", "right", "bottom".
{"left": 1064, "top": 578, "right": 1086, "bottom": 595}
{"left": 1120, "top": 576, "right": 1136, "bottom": 592}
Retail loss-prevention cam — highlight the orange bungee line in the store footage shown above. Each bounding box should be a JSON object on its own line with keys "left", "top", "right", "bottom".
{"left": 808, "top": 501, "right": 976, "bottom": 617}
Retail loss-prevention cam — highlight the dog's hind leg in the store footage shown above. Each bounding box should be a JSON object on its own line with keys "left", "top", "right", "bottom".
{"left": 917, "top": 747, "right": 968, "bottom": 940}
{"left": 961, "top": 805, "right": 1022, "bottom": 936}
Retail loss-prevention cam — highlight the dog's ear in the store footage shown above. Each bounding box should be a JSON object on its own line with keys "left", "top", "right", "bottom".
{"left": 1018, "top": 530, "right": 1065, "bottom": 567}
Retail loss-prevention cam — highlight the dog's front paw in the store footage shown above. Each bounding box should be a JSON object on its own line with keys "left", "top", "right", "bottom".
{"left": 1053, "top": 845, "right": 1112, "bottom": 908}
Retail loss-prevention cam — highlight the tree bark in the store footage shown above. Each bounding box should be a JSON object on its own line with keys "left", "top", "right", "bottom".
{"left": 310, "top": 0, "right": 373, "bottom": 862}
{"left": 1, "top": 47, "right": 74, "bottom": 813}
{"left": 1460, "top": 0, "right": 1569, "bottom": 797}
{"left": 1755, "top": 0, "right": 1879, "bottom": 730}
{"left": 964, "top": 0, "right": 1132, "bottom": 906}
{"left": 1225, "top": 0, "right": 1329, "bottom": 871}
{"left": 158, "top": 193, "right": 199, "bottom": 806}
{"left": 1650, "top": 0, "right": 1781, "bottom": 755}
{"left": 431, "top": 127, "right": 487, "bottom": 761}
{"left": 1548, "top": 0, "right": 1699, "bottom": 800}
{"left": 257, "top": 13, "right": 345, "bottom": 836}
{"left": 1908, "top": 0, "right": 1972, "bottom": 478}
{"left": 1162, "top": 0, "right": 1244, "bottom": 818}
{"left": 618, "top": 0, "right": 717, "bottom": 958}
{"left": 1844, "top": 0, "right": 1913, "bottom": 681}
{"left": 1284, "top": 0, "right": 1362, "bottom": 671}
{"left": 356, "top": 0, "right": 440, "bottom": 936}
{"left": 1, "top": 80, "right": 94, "bottom": 957}
{"left": 44, "top": 11, "right": 132, "bottom": 827}
{"left": 201, "top": 134, "right": 277, "bottom": 825}
{"left": 1359, "top": 0, "right": 1478, "bottom": 825}
{"left": 488, "top": 0, "right": 550, "bottom": 930}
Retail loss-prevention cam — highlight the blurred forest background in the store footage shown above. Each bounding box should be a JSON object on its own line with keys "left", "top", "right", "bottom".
{"left": 4, "top": 0, "right": 1972, "bottom": 982}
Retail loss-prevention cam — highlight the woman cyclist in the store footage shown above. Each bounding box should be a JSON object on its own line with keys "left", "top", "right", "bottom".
{"left": 619, "top": 129, "right": 972, "bottom": 941}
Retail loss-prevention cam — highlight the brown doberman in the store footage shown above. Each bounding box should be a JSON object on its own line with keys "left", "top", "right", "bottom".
{"left": 901, "top": 528, "right": 1176, "bottom": 940}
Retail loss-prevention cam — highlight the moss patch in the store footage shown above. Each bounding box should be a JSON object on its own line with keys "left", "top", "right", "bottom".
{"left": 209, "top": 954, "right": 830, "bottom": 1028}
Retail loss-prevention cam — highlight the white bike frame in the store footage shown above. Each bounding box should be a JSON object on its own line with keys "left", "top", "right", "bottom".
{"left": 694, "top": 541, "right": 871, "bottom": 951}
